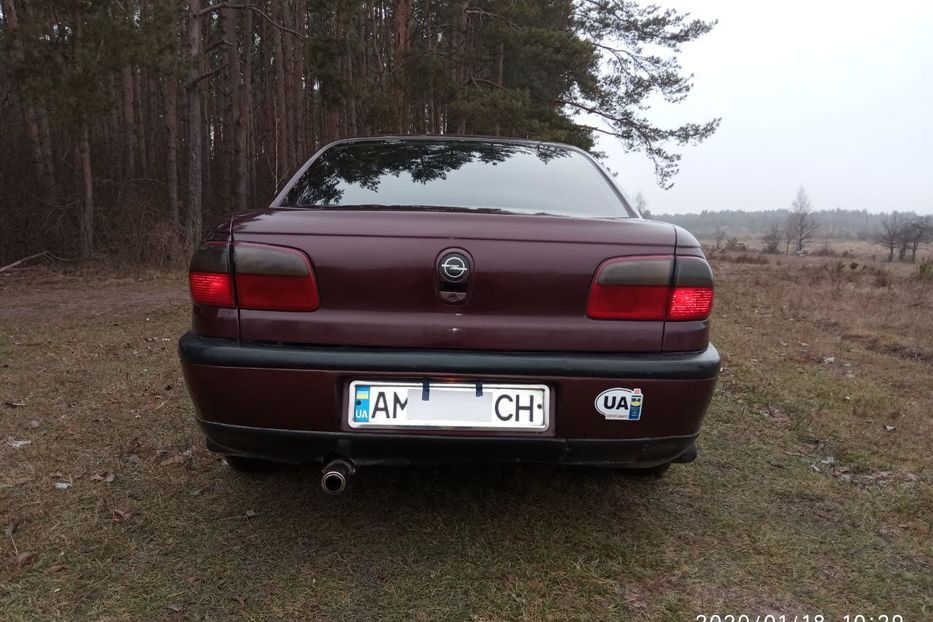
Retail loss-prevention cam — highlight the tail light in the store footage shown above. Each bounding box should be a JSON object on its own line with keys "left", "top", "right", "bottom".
{"left": 668, "top": 287, "right": 714, "bottom": 320}
{"left": 586, "top": 255, "right": 713, "bottom": 321}
{"left": 233, "top": 243, "right": 319, "bottom": 311}
{"left": 188, "top": 242, "right": 319, "bottom": 312}
{"left": 189, "top": 243, "right": 235, "bottom": 308}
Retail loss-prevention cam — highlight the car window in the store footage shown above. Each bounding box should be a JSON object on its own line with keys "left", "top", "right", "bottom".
{"left": 281, "top": 140, "right": 629, "bottom": 218}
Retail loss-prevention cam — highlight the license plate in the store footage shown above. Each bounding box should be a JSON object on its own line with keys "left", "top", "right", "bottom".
{"left": 348, "top": 381, "right": 549, "bottom": 431}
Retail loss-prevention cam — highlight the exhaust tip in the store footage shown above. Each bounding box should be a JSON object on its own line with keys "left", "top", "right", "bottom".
{"left": 320, "top": 458, "right": 354, "bottom": 495}
{"left": 321, "top": 471, "right": 347, "bottom": 494}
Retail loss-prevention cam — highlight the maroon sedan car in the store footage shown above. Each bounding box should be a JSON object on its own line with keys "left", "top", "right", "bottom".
{"left": 179, "top": 137, "right": 718, "bottom": 493}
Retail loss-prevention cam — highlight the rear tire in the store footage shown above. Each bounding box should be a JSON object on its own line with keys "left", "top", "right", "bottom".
{"left": 223, "top": 455, "right": 280, "bottom": 473}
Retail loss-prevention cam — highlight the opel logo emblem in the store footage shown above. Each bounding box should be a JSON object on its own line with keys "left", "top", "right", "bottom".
{"left": 439, "top": 252, "right": 470, "bottom": 282}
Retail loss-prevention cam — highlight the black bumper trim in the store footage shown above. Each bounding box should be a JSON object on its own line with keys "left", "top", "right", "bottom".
{"left": 198, "top": 419, "right": 699, "bottom": 467}
{"left": 178, "top": 332, "right": 720, "bottom": 380}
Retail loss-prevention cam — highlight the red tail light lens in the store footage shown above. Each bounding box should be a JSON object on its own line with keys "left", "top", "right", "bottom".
{"left": 233, "top": 243, "right": 319, "bottom": 312}
{"left": 668, "top": 287, "right": 714, "bottom": 320}
{"left": 235, "top": 273, "right": 319, "bottom": 312}
{"left": 188, "top": 242, "right": 319, "bottom": 312}
{"left": 189, "top": 272, "right": 235, "bottom": 308}
{"left": 586, "top": 284, "right": 668, "bottom": 320}
{"left": 586, "top": 255, "right": 714, "bottom": 321}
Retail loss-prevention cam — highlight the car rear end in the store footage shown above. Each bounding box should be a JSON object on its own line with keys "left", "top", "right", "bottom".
{"left": 179, "top": 137, "right": 719, "bottom": 480}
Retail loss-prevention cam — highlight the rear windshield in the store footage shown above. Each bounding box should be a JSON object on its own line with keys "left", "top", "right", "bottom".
{"left": 281, "top": 140, "right": 628, "bottom": 218}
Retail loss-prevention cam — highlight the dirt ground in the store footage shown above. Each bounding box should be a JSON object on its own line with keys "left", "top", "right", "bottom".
{"left": 1, "top": 252, "right": 931, "bottom": 621}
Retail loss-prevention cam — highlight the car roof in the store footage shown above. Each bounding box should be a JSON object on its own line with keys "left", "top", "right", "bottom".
{"left": 320, "top": 134, "right": 585, "bottom": 153}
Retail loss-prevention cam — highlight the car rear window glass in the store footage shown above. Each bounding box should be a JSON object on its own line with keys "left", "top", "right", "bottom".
{"left": 281, "top": 140, "right": 628, "bottom": 218}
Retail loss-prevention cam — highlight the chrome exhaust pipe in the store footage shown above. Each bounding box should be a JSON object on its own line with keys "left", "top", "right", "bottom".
{"left": 321, "top": 458, "right": 354, "bottom": 495}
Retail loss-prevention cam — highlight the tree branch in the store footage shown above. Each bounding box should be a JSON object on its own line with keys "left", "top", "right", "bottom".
{"left": 0, "top": 252, "right": 50, "bottom": 273}
{"left": 205, "top": 37, "right": 235, "bottom": 54}
{"left": 463, "top": 8, "right": 522, "bottom": 30}
{"left": 469, "top": 76, "right": 507, "bottom": 90}
{"left": 190, "top": 62, "right": 228, "bottom": 87}
{"left": 197, "top": 3, "right": 306, "bottom": 41}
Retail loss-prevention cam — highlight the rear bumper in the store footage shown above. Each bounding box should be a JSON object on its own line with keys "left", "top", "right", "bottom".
{"left": 179, "top": 333, "right": 719, "bottom": 467}
{"left": 198, "top": 419, "right": 699, "bottom": 467}
{"left": 179, "top": 332, "right": 720, "bottom": 379}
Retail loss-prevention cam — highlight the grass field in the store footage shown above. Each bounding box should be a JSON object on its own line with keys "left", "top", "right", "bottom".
{"left": 1, "top": 251, "right": 931, "bottom": 621}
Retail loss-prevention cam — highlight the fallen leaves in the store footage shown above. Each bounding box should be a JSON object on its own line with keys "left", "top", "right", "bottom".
{"left": 757, "top": 405, "right": 789, "bottom": 424}
{"left": 90, "top": 471, "right": 116, "bottom": 483}
{"left": 809, "top": 455, "right": 922, "bottom": 487}
{"left": 159, "top": 454, "right": 186, "bottom": 466}
{"left": 111, "top": 509, "right": 133, "bottom": 523}
{"left": 5, "top": 518, "right": 22, "bottom": 538}
{"left": 157, "top": 448, "right": 193, "bottom": 466}
{"left": 833, "top": 470, "right": 920, "bottom": 486}
{"left": 7, "top": 438, "right": 32, "bottom": 449}
{"left": 16, "top": 551, "right": 37, "bottom": 566}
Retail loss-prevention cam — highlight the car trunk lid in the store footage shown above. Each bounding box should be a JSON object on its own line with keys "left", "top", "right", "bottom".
{"left": 231, "top": 209, "right": 678, "bottom": 353}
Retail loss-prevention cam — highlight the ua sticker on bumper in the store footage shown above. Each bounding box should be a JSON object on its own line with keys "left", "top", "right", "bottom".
{"left": 595, "top": 388, "right": 643, "bottom": 420}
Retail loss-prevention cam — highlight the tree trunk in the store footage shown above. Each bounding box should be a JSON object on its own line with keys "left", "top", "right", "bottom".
{"left": 453, "top": 1, "right": 470, "bottom": 134}
{"left": 186, "top": 0, "right": 204, "bottom": 247}
{"left": 201, "top": 86, "right": 212, "bottom": 219}
{"left": 223, "top": 6, "right": 246, "bottom": 213}
{"left": 134, "top": 66, "right": 148, "bottom": 173}
{"left": 494, "top": 40, "right": 504, "bottom": 135}
{"left": 393, "top": 0, "right": 411, "bottom": 133}
{"left": 78, "top": 119, "right": 94, "bottom": 258}
{"left": 242, "top": 6, "right": 255, "bottom": 208}
{"left": 287, "top": 0, "right": 304, "bottom": 169}
{"left": 272, "top": 3, "right": 288, "bottom": 189}
{"left": 121, "top": 64, "right": 137, "bottom": 178}
{"left": 145, "top": 68, "right": 158, "bottom": 176}
{"left": 165, "top": 78, "right": 180, "bottom": 227}
{"left": 1, "top": 0, "right": 51, "bottom": 198}
{"left": 38, "top": 107, "right": 55, "bottom": 191}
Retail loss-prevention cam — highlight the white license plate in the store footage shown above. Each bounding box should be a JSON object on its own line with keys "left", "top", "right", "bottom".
{"left": 347, "top": 381, "right": 550, "bottom": 431}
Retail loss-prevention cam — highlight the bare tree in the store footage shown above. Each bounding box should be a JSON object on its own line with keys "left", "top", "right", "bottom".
{"left": 633, "top": 192, "right": 650, "bottom": 218}
{"left": 786, "top": 187, "right": 819, "bottom": 253}
{"left": 783, "top": 222, "right": 793, "bottom": 254}
{"left": 905, "top": 216, "right": 933, "bottom": 262}
{"left": 762, "top": 224, "right": 782, "bottom": 254}
{"left": 876, "top": 212, "right": 905, "bottom": 262}
{"left": 713, "top": 226, "right": 726, "bottom": 251}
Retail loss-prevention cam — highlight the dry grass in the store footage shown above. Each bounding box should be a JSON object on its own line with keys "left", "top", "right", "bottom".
{"left": 1, "top": 252, "right": 931, "bottom": 621}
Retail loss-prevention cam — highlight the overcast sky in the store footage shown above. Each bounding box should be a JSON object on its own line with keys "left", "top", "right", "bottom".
{"left": 596, "top": 0, "right": 933, "bottom": 215}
